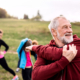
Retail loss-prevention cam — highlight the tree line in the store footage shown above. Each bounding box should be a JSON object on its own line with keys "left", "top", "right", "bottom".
{"left": 0, "top": 8, "right": 18, "bottom": 19}
{"left": 0, "top": 8, "right": 42, "bottom": 21}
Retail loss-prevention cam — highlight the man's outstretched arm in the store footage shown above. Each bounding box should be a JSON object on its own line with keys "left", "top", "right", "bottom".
{"left": 32, "top": 45, "right": 77, "bottom": 80}
{"left": 32, "top": 56, "right": 69, "bottom": 80}
{"left": 26, "top": 45, "right": 63, "bottom": 61}
{"left": 32, "top": 45, "right": 63, "bottom": 61}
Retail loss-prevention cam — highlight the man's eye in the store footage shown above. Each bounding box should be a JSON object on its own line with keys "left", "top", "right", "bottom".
{"left": 64, "top": 26, "right": 67, "bottom": 28}
{"left": 70, "top": 26, "right": 72, "bottom": 28}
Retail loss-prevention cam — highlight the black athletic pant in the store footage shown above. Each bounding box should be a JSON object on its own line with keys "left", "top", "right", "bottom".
{"left": 0, "top": 57, "right": 16, "bottom": 76}
{"left": 22, "top": 67, "right": 32, "bottom": 80}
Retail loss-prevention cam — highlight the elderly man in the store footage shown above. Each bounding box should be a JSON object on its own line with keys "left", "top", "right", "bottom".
{"left": 26, "top": 16, "right": 80, "bottom": 80}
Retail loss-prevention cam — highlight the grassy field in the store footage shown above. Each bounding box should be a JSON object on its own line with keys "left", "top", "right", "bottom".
{"left": 0, "top": 19, "right": 52, "bottom": 51}
{"left": 0, "top": 53, "right": 35, "bottom": 80}
{"left": 0, "top": 19, "right": 80, "bottom": 80}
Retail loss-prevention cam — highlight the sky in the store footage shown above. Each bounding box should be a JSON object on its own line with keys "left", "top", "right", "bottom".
{"left": 0, "top": 0, "right": 80, "bottom": 22}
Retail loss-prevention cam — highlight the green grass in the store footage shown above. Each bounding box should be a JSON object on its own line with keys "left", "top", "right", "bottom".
{"left": 0, "top": 19, "right": 80, "bottom": 80}
{"left": 0, "top": 19, "right": 80, "bottom": 51}
{"left": 0, "top": 19, "right": 51, "bottom": 51}
{"left": 0, "top": 53, "right": 35, "bottom": 80}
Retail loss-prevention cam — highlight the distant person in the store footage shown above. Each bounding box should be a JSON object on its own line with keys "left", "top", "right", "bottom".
{"left": 31, "top": 40, "right": 38, "bottom": 60}
{"left": 17, "top": 38, "right": 33, "bottom": 80}
{"left": 0, "top": 29, "right": 19, "bottom": 80}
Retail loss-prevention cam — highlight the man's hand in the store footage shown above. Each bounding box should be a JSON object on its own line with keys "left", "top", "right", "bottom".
{"left": 26, "top": 45, "right": 34, "bottom": 51}
{"left": 63, "top": 44, "right": 77, "bottom": 62}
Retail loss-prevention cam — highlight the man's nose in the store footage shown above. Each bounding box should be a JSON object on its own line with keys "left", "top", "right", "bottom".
{"left": 67, "top": 27, "right": 72, "bottom": 33}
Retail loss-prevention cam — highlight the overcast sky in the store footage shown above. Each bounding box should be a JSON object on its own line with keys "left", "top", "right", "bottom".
{"left": 0, "top": 0, "right": 80, "bottom": 22}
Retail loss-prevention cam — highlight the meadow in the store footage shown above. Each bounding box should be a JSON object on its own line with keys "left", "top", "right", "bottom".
{"left": 0, "top": 19, "right": 80, "bottom": 80}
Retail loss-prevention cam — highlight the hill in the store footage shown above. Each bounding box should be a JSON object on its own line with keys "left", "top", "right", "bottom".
{"left": 0, "top": 19, "right": 80, "bottom": 52}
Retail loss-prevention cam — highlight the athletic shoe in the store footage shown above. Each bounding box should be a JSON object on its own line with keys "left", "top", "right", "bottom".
{"left": 12, "top": 75, "right": 19, "bottom": 80}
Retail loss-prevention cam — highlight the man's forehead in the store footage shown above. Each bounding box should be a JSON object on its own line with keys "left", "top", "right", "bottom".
{"left": 58, "top": 17, "right": 67, "bottom": 21}
{"left": 58, "top": 18, "right": 71, "bottom": 26}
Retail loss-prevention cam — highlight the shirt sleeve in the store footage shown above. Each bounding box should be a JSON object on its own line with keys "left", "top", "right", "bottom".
{"left": 1, "top": 39, "right": 9, "bottom": 51}
{"left": 32, "top": 45, "right": 63, "bottom": 61}
{"left": 32, "top": 56, "right": 69, "bottom": 80}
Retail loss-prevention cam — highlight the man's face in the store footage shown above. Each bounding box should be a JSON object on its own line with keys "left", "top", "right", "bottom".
{"left": 57, "top": 18, "right": 73, "bottom": 44}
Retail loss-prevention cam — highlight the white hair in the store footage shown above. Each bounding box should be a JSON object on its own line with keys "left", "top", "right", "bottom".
{"left": 48, "top": 18, "right": 59, "bottom": 39}
{"left": 48, "top": 16, "right": 66, "bottom": 39}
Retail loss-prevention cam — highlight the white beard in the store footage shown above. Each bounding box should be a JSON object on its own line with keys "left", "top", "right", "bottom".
{"left": 57, "top": 31, "right": 73, "bottom": 44}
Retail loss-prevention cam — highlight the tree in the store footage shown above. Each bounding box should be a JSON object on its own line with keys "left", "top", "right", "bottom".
{"left": 23, "top": 14, "right": 29, "bottom": 19}
{"left": 37, "top": 10, "right": 42, "bottom": 19}
{"left": 31, "top": 10, "right": 42, "bottom": 21}
{"left": 0, "top": 8, "right": 7, "bottom": 18}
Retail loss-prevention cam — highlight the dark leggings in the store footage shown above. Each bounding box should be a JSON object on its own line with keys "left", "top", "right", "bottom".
{"left": 22, "top": 67, "right": 32, "bottom": 80}
{"left": 0, "top": 57, "right": 16, "bottom": 76}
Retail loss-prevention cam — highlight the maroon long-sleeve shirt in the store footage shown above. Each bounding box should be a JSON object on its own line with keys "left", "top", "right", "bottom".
{"left": 32, "top": 35, "right": 80, "bottom": 80}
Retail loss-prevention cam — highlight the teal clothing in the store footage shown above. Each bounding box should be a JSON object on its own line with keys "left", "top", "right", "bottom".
{"left": 17, "top": 38, "right": 28, "bottom": 69}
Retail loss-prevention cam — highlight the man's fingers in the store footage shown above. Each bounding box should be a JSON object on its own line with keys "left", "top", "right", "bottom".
{"left": 72, "top": 44, "right": 76, "bottom": 50}
{"left": 73, "top": 45, "right": 77, "bottom": 56}
{"left": 69, "top": 45, "right": 73, "bottom": 50}
{"left": 26, "top": 46, "right": 31, "bottom": 50}
{"left": 71, "top": 44, "right": 77, "bottom": 54}
{"left": 26, "top": 45, "right": 34, "bottom": 51}
{"left": 69, "top": 44, "right": 77, "bottom": 57}
{"left": 63, "top": 45, "right": 67, "bottom": 51}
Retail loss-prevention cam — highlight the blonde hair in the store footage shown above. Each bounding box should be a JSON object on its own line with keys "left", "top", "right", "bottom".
{"left": 32, "top": 40, "right": 38, "bottom": 45}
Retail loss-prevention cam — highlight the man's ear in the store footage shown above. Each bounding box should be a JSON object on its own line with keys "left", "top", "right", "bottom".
{"left": 51, "top": 28, "right": 57, "bottom": 36}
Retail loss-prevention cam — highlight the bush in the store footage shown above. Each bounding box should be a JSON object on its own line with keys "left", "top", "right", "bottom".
{"left": 0, "top": 8, "right": 7, "bottom": 18}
